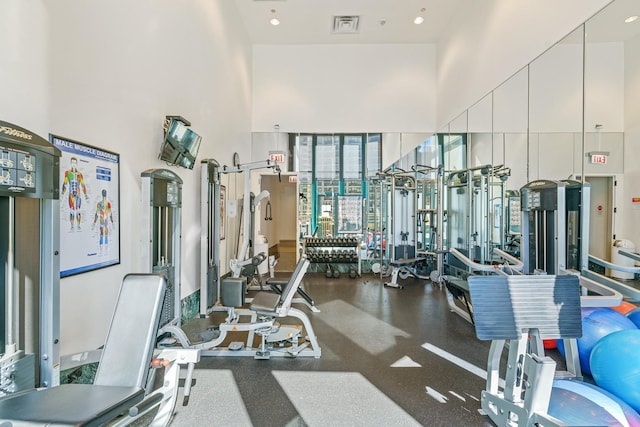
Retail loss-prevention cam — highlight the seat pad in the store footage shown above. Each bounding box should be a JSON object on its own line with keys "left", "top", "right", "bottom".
{"left": 0, "top": 383, "right": 144, "bottom": 426}
{"left": 250, "top": 292, "right": 280, "bottom": 313}
{"left": 390, "top": 257, "right": 425, "bottom": 267}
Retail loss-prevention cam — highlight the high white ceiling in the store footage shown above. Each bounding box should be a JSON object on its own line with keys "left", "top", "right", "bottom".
{"left": 234, "top": 0, "right": 471, "bottom": 44}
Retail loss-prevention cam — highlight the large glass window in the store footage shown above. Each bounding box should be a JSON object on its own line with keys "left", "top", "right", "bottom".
{"left": 416, "top": 135, "right": 438, "bottom": 168}
{"left": 293, "top": 133, "right": 381, "bottom": 238}
{"left": 343, "top": 135, "right": 363, "bottom": 180}
{"left": 366, "top": 134, "right": 381, "bottom": 178}
{"left": 295, "top": 134, "right": 313, "bottom": 175}
{"left": 440, "top": 133, "right": 467, "bottom": 171}
{"left": 315, "top": 135, "right": 340, "bottom": 180}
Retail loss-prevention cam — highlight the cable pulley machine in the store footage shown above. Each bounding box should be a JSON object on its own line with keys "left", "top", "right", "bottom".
{"left": 0, "top": 120, "right": 61, "bottom": 392}
{"left": 141, "top": 169, "right": 182, "bottom": 330}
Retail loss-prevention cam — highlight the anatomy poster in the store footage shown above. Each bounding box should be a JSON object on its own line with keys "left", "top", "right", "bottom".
{"left": 51, "top": 134, "right": 120, "bottom": 277}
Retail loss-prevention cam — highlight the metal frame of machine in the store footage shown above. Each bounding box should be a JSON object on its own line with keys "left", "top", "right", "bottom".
{"left": 141, "top": 168, "right": 183, "bottom": 330}
{"left": 0, "top": 120, "right": 61, "bottom": 392}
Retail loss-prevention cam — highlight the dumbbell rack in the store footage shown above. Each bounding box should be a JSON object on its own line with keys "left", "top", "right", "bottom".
{"left": 303, "top": 237, "right": 361, "bottom": 277}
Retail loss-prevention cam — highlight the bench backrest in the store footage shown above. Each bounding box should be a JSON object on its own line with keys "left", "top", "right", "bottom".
{"left": 279, "top": 255, "right": 310, "bottom": 308}
{"left": 94, "top": 274, "right": 166, "bottom": 388}
{"left": 468, "top": 274, "right": 582, "bottom": 341}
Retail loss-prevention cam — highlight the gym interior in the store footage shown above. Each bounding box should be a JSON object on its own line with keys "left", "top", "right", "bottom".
{"left": 2, "top": 0, "right": 640, "bottom": 425}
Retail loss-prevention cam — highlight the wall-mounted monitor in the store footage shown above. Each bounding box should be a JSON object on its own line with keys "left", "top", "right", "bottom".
{"left": 159, "top": 118, "right": 202, "bottom": 170}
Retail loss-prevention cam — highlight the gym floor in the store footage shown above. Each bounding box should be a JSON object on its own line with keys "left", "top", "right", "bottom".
{"left": 171, "top": 272, "right": 497, "bottom": 426}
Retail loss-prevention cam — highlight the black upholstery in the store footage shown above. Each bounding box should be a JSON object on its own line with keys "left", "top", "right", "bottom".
{"left": 250, "top": 256, "right": 309, "bottom": 314}
{"left": 0, "top": 274, "right": 167, "bottom": 426}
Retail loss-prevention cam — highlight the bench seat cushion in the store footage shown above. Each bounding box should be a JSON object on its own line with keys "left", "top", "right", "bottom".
{"left": 250, "top": 292, "right": 280, "bottom": 313}
{"left": 390, "top": 257, "right": 425, "bottom": 267}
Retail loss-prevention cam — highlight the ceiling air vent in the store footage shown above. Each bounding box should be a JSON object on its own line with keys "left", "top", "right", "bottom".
{"left": 332, "top": 15, "right": 360, "bottom": 34}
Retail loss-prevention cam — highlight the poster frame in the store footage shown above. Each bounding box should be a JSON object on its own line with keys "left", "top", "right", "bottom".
{"left": 51, "top": 134, "right": 121, "bottom": 277}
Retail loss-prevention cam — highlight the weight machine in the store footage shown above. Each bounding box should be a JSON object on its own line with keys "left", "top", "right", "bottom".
{"left": 141, "top": 168, "right": 183, "bottom": 330}
{"left": 503, "top": 190, "right": 522, "bottom": 258}
{"left": 200, "top": 159, "right": 222, "bottom": 316}
{"left": 0, "top": 121, "right": 61, "bottom": 392}
{"left": 463, "top": 179, "right": 631, "bottom": 426}
{"left": 0, "top": 274, "right": 200, "bottom": 427}
{"left": 588, "top": 251, "right": 640, "bottom": 297}
{"left": 221, "top": 158, "right": 280, "bottom": 282}
{"left": 440, "top": 165, "right": 525, "bottom": 322}
{"left": 159, "top": 157, "right": 320, "bottom": 359}
{"left": 415, "top": 164, "right": 445, "bottom": 282}
{"left": 468, "top": 274, "right": 584, "bottom": 427}
{"left": 444, "top": 164, "right": 513, "bottom": 274}
{"left": 376, "top": 166, "right": 440, "bottom": 288}
{"left": 164, "top": 254, "right": 321, "bottom": 359}
{"left": 521, "top": 179, "right": 640, "bottom": 302}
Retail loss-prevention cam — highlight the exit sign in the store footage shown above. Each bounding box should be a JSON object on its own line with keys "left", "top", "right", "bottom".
{"left": 269, "top": 152, "right": 285, "bottom": 163}
{"left": 591, "top": 154, "right": 608, "bottom": 164}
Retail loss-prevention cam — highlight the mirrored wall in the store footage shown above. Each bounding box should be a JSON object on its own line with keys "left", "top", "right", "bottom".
{"left": 398, "top": 0, "right": 640, "bottom": 259}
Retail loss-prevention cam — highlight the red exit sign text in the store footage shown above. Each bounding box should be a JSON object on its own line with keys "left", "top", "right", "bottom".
{"left": 269, "top": 152, "right": 285, "bottom": 163}
{"left": 591, "top": 154, "right": 607, "bottom": 164}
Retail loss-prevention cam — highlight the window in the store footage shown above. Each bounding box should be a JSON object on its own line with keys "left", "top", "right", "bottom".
{"left": 440, "top": 133, "right": 467, "bottom": 171}
{"left": 292, "top": 133, "right": 381, "bottom": 238}
{"left": 315, "top": 135, "right": 340, "bottom": 180}
{"left": 366, "top": 134, "right": 381, "bottom": 178}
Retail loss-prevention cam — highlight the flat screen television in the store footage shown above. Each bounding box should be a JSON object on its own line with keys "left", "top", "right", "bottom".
{"left": 159, "top": 118, "right": 202, "bottom": 170}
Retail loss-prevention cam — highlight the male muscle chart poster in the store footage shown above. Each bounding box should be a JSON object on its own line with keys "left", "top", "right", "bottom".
{"left": 51, "top": 134, "right": 120, "bottom": 277}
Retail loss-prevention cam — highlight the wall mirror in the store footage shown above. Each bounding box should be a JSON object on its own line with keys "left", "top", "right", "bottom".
{"left": 442, "top": 112, "right": 467, "bottom": 172}
{"left": 529, "top": 26, "right": 585, "bottom": 181}
{"left": 415, "top": 134, "right": 439, "bottom": 168}
{"left": 584, "top": 1, "right": 626, "bottom": 178}
{"left": 583, "top": 0, "right": 640, "bottom": 259}
{"left": 468, "top": 93, "right": 492, "bottom": 168}
{"left": 492, "top": 67, "right": 529, "bottom": 191}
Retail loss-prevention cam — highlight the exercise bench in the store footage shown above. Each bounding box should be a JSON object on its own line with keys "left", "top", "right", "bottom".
{"left": 0, "top": 273, "right": 200, "bottom": 427}
{"left": 468, "top": 274, "right": 583, "bottom": 426}
{"left": 266, "top": 275, "right": 319, "bottom": 312}
{"left": 384, "top": 257, "right": 427, "bottom": 289}
{"left": 161, "top": 255, "right": 322, "bottom": 359}
{"left": 250, "top": 256, "right": 322, "bottom": 358}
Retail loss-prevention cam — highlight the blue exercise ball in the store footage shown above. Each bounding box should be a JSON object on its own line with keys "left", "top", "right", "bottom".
{"left": 564, "top": 308, "right": 637, "bottom": 376}
{"left": 555, "top": 307, "right": 599, "bottom": 356}
{"left": 626, "top": 307, "right": 640, "bottom": 328}
{"left": 591, "top": 329, "right": 640, "bottom": 414}
{"left": 549, "top": 379, "right": 640, "bottom": 426}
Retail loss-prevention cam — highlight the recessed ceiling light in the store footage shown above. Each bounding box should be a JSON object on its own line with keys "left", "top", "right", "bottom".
{"left": 414, "top": 7, "right": 426, "bottom": 25}
{"left": 270, "top": 8, "right": 280, "bottom": 26}
{"left": 625, "top": 15, "right": 639, "bottom": 23}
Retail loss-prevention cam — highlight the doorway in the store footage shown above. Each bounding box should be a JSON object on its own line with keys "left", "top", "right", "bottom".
{"left": 585, "top": 176, "right": 614, "bottom": 261}
{"left": 259, "top": 174, "right": 298, "bottom": 273}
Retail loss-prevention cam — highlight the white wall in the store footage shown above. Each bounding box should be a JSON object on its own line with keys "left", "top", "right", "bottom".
{"left": 0, "top": 1, "right": 49, "bottom": 134}
{"left": 251, "top": 132, "right": 290, "bottom": 169}
{"left": 44, "top": 0, "right": 253, "bottom": 355}
{"left": 252, "top": 44, "right": 437, "bottom": 134}
{"left": 436, "top": 0, "right": 612, "bottom": 127}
